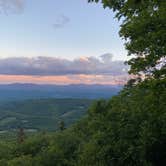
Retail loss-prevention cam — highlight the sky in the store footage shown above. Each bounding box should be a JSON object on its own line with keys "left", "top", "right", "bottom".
{"left": 0, "top": 0, "right": 129, "bottom": 85}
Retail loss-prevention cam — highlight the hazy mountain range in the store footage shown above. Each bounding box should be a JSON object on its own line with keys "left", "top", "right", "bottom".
{"left": 0, "top": 83, "right": 122, "bottom": 101}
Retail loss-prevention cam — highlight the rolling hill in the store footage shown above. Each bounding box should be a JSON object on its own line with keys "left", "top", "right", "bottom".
{"left": 0, "top": 98, "right": 92, "bottom": 132}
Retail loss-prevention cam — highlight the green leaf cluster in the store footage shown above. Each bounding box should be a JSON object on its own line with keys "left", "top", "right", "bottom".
{"left": 88, "top": 0, "right": 166, "bottom": 80}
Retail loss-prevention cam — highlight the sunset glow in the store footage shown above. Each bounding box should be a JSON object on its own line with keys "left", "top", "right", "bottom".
{"left": 0, "top": 74, "right": 129, "bottom": 85}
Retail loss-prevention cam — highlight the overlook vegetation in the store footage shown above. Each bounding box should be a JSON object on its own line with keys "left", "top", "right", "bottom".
{"left": 0, "top": 0, "right": 166, "bottom": 165}
{"left": 0, "top": 78, "right": 166, "bottom": 165}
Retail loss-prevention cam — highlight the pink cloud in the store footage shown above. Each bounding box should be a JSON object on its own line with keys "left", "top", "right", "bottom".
{"left": 0, "top": 74, "right": 130, "bottom": 85}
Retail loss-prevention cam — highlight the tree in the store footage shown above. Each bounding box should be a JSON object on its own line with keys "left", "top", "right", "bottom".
{"left": 17, "top": 128, "right": 25, "bottom": 144}
{"left": 59, "top": 120, "right": 65, "bottom": 131}
{"left": 88, "top": 0, "right": 166, "bottom": 80}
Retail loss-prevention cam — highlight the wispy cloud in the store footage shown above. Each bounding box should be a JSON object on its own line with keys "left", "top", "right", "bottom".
{"left": 0, "top": 54, "right": 129, "bottom": 76}
{"left": 53, "top": 15, "right": 70, "bottom": 29}
{"left": 0, "top": 0, "right": 25, "bottom": 14}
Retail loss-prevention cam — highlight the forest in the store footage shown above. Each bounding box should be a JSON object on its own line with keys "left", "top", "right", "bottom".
{"left": 0, "top": 98, "right": 92, "bottom": 132}
{"left": 0, "top": 0, "right": 166, "bottom": 165}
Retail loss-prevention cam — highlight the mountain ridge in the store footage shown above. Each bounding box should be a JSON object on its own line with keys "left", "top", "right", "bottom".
{"left": 0, "top": 83, "right": 122, "bottom": 101}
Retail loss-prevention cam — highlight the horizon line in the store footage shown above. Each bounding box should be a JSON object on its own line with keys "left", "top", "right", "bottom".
{"left": 0, "top": 82, "right": 124, "bottom": 86}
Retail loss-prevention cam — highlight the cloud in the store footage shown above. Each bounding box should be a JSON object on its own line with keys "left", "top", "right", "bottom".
{"left": 0, "top": 54, "right": 129, "bottom": 76}
{"left": 0, "top": 0, "right": 25, "bottom": 14}
{"left": 53, "top": 15, "right": 70, "bottom": 29}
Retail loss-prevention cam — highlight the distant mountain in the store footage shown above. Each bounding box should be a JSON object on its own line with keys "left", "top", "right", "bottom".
{"left": 0, "top": 83, "right": 123, "bottom": 101}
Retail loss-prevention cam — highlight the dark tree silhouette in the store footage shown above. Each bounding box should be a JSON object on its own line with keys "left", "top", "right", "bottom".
{"left": 59, "top": 120, "right": 65, "bottom": 131}
{"left": 17, "top": 127, "right": 25, "bottom": 144}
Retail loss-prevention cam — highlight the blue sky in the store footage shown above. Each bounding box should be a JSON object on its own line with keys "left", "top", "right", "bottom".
{"left": 0, "top": 0, "right": 127, "bottom": 60}
{"left": 0, "top": 0, "right": 129, "bottom": 85}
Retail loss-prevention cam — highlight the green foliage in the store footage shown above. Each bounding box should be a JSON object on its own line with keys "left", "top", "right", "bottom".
{"left": 1, "top": 79, "right": 165, "bottom": 165}
{"left": 0, "top": 98, "right": 92, "bottom": 131}
{"left": 88, "top": 0, "right": 166, "bottom": 79}
{"left": 0, "top": 142, "right": 15, "bottom": 160}
{"left": 7, "top": 156, "right": 34, "bottom": 166}
{"left": 76, "top": 78, "right": 166, "bottom": 165}
{"left": 59, "top": 120, "right": 65, "bottom": 131}
{"left": 15, "top": 134, "right": 49, "bottom": 157}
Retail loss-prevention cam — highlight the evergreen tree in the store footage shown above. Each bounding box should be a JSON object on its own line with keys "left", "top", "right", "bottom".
{"left": 17, "top": 128, "right": 25, "bottom": 144}
{"left": 59, "top": 120, "right": 65, "bottom": 131}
